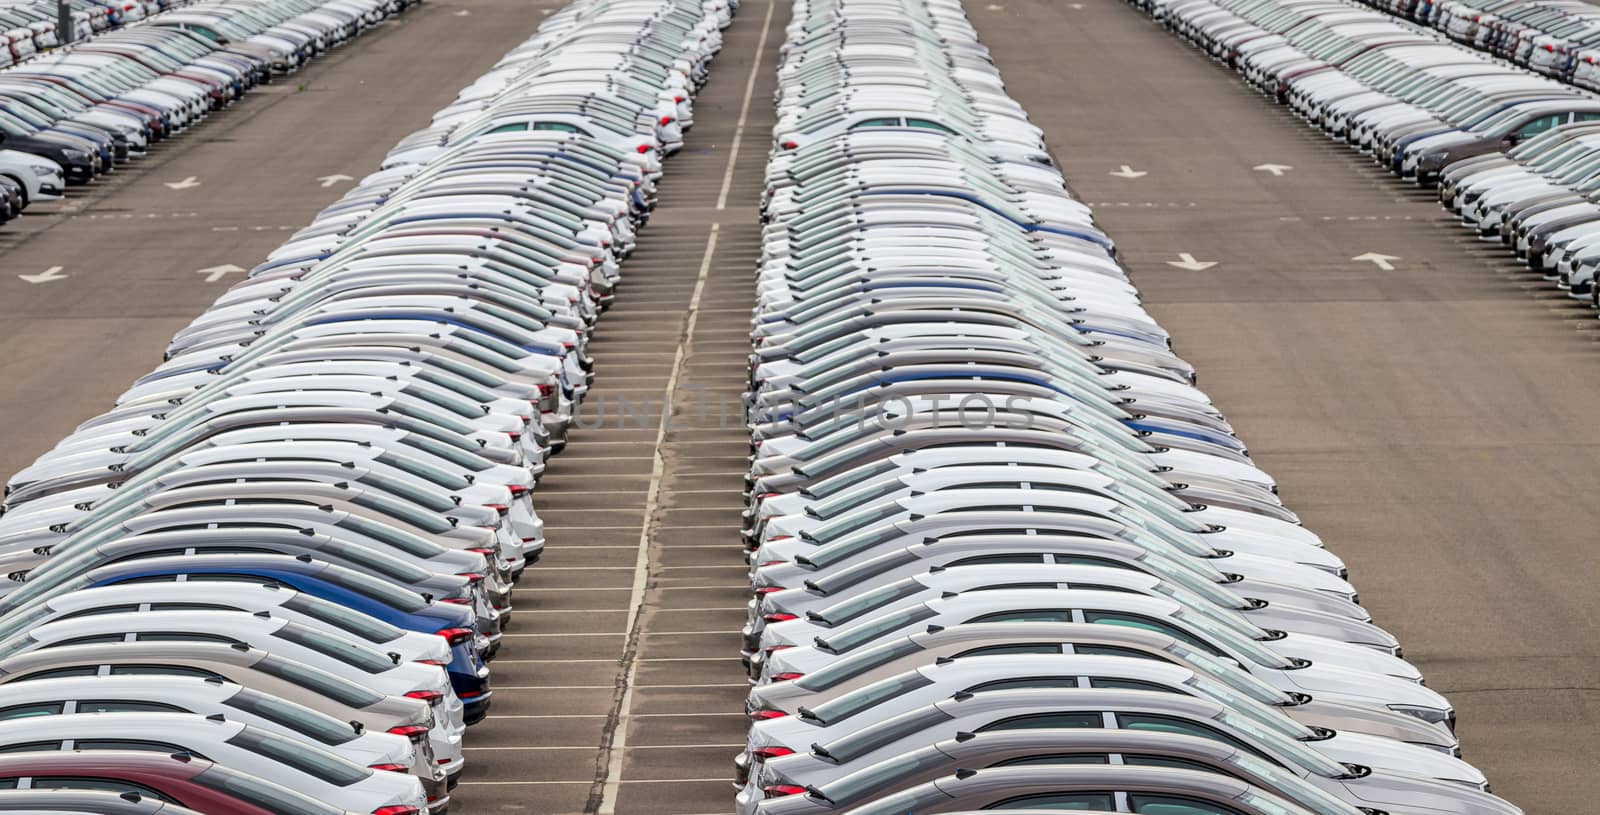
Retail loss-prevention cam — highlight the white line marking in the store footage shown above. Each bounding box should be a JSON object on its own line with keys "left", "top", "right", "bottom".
{"left": 715, "top": 0, "right": 776, "bottom": 210}
{"left": 596, "top": 223, "right": 722, "bottom": 815}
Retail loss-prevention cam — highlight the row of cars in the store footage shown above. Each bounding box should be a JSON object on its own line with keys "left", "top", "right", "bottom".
{"left": 1439, "top": 111, "right": 1600, "bottom": 304}
{"left": 0, "top": 0, "right": 728, "bottom": 812}
{"left": 1147, "top": 0, "right": 1600, "bottom": 188}
{"left": 1354, "top": 0, "right": 1600, "bottom": 92}
{"left": 0, "top": 0, "right": 417, "bottom": 228}
{"left": 731, "top": 0, "right": 1523, "bottom": 814}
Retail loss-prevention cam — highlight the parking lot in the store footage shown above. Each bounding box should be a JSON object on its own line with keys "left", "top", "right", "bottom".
{"left": 0, "top": 0, "right": 1593, "bottom": 812}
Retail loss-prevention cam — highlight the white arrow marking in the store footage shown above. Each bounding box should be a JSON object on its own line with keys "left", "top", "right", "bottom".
{"left": 1109, "top": 164, "right": 1148, "bottom": 179}
{"left": 1352, "top": 252, "right": 1399, "bottom": 271}
{"left": 1068, "top": 2, "right": 1084, "bottom": 7}
{"left": 196, "top": 264, "right": 246, "bottom": 283}
{"left": 1253, "top": 163, "right": 1293, "bottom": 177}
{"left": 1166, "top": 253, "right": 1217, "bottom": 271}
{"left": 985, "top": 3, "right": 1004, "bottom": 9}
{"left": 18, "top": 266, "right": 66, "bottom": 284}
{"left": 163, "top": 176, "right": 200, "bottom": 190}
{"left": 453, "top": 7, "right": 470, "bottom": 14}
{"left": 316, "top": 174, "right": 354, "bottom": 188}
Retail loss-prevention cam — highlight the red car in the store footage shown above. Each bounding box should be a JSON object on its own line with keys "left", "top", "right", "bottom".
{"left": 0, "top": 749, "right": 384, "bottom": 815}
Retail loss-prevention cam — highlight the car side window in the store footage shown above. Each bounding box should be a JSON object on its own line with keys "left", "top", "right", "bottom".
{"left": 986, "top": 791, "right": 1117, "bottom": 810}
{"left": 532, "top": 121, "right": 583, "bottom": 134}
{"left": 992, "top": 753, "right": 1110, "bottom": 767}
{"left": 967, "top": 609, "right": 1073, "bottom": 623}
{"left": 905, "top": 118, "right": 957, "bottom": 134}
{"left": 31, "top": 777, "right": 179, "bottom": 803}
{"left": 1080, "top": 611, "right": 1224, "bottom": 656}
{"left": 56, "top": 604, "right": 140, "bottom": 620}
{"left": 953, "top": 643, "right": 1064, "bottom": 658}
{"left": 75, "top": 739, "right": 200, "bottom": 758}
{"left": 486, "top": 122, "right": 529, "bottom": 134}
{"left": 108, "top": 665, "right": 226, "bottom": 681}
{"left": 1071, "top": 644, "right": 1168, "bottom": 662}
{"left": 1116, "top": 713, "right": 1265, "bottom": 759}
{"left": 1125, "top": 754, "right": 1242, "bottom": 781}
{"left": 55, "top": 634, "right": 126, "bottom": 646}
{"left": 978, "top": 712, "right": 1103, "bottom": 731}
{"left": 15, "top": 667, "right": 100, "bottom": 680}
{"left": 0, "top": 702, "right": 64, "bottom": 719}
{"left": 0, "top": 778, "right": 15, "bottom": 789}
{"left": 1516, "top": 113, "right": 1565, "bottom": 138}
{"left": 79, "top": 700, "right": 187, "bottom": 714}
{"left": 965, "top": 676, "right": 1081, "bottom": 693}
{"left": 848, "top": 117, "right": 901, "bottom": 129}
{"left": 1088, "top": 677, "right": 1176, "bottom": 693}
{"left": 1578, "top": 112, "right": 1600, "bottom": 122}
{"left": 1128, "top": 794, "right": 1248, "bottom": 815}
{"left": 0, "top": 741, "right": 61, "bottom": 753}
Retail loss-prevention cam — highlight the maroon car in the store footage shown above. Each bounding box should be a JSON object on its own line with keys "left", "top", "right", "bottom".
{"left": 0, "top": 749, "right": 372, "bottom": 815}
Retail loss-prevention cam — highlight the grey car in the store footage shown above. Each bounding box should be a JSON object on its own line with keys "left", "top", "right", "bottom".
{"left": 816, "top": 764, "right": 1325, "bottom": 815}
{"left": 754, "top": 728, "right": 1518, "bottom": 815}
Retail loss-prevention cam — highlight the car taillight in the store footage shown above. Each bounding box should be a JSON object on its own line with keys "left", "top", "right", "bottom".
{"left": 636, "top": 144, "right": 650, "bottom": 153}
{"left": 759, "top": 561, "right": 786, "bottom": 568}
{"left": 764, "top": 645, "right": 793, "bottom": 655}
{"left": 406, "top": 690, "right": 445, "bottom": 705}
{"left": 506, "top": 431, "right": 521, "bottom": 443}
{"left": 674, "top": 95, "right": 685, "bottom": 103}
{"left": 369, "top": 763, "right": 409, "bottom": 772}
{"left": 764, "top": 784, "right": 806, "bottom": 799}
{"left": 771, "top": 672, "right": 805, "bottom": 681}
{"left": 373, "top": 807, "right": 420, "bottom": 815}
{"left": 660, "top": 115, "right": 673, "bottom": 125}
{"left": 763, "top": 613, "right": 797, "bottom": 623}
{"left": 508, "top": 484, "right": 530, "bottom": 497}
{"left": 752, "top": 746, "right": 795, "bottom": 760}
{"left": 781, "top": 140, "right": 798, "bottom": 149}
{"left": 537, "top": 383, "right": 556, "bottom": 396}
{"left": 753, "top": 586, "right": 783, "bottom": 595}
{"left": 749, "top": 709, "right": 787, "bottom": 721}
{"left": 419, "top": 659, "right": 448, "bottom": 666}
{"left": 387, "top": 725, "right": 428, "bottom": 740}
{"left": 437, "top": 627, "right": 475, "bottom": 646}
{"left": 440, "top": 597, "right": 472, "bottom": 605}
{"left": 458, "top": 572, "right": 486, "bottom": 584}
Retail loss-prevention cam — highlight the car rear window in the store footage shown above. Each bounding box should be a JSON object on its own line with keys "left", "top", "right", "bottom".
{"left": 224, "top": 726, "right": 371, "bottom": 786}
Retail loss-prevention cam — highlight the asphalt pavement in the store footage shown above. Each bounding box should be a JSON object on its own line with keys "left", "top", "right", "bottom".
{"left": 0, "top": 0, "right": 1590, "bottom": 812}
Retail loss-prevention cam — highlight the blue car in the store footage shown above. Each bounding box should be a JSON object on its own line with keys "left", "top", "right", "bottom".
{"left": 75, "top": 553, "right": 495, "bottom": 724}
